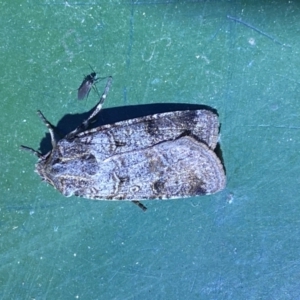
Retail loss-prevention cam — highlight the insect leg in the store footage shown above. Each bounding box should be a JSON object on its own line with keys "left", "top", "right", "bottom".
{"left": 66, "top": 76, "right": 112, "bottom": 139}
{"left": 91, "top": 82, "right": 100, "bottom": 98}
{"left": 91, "top": 76, "right": 108, "bottom": 99}
{"left": 20, "top": 145, "right": 42, "bottom": 158}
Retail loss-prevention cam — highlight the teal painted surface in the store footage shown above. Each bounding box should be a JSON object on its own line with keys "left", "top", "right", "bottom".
{"left": 1, "top": 1, "right": 300, "bottom": 299}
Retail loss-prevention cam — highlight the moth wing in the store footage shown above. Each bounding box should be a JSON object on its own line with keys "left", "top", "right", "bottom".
{"left": 77, "top": 109, "right": 220, "bottom": 154}
{"left": 94, "top": 136, "right": 225, "bottom": 200}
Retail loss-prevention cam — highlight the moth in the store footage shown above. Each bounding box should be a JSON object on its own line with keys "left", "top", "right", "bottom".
{"left": 22, "top": 77, "right": 226, "bottom": 211}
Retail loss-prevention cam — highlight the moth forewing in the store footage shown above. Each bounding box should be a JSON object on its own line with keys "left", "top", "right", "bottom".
{"left": 92, "top": 136, "right": 226, "bottom": 199}
{"left": 76, "top": 109, "right": 220, "bottom": 153}
{"left": 37, "top": 135, "right": 225, "bottom": 201}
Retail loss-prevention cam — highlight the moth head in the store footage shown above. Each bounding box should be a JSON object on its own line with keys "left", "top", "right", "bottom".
{"left": 33, "top": 148, "right": 79, "bottom": 198}
{"left": 21, "top": 145, "right": 56, "bottom": 187}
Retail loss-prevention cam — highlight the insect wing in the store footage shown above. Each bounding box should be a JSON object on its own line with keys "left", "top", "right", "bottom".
{"left": 77, "top": 73, "right": 96, "bottom": 100}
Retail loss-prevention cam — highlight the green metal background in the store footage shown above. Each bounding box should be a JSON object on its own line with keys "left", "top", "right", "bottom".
{"left": 1, "top": 1, "right": 300, "bottom": 299}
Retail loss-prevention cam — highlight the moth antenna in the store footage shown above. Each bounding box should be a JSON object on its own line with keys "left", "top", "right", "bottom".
{"left": 36, "top": 110, "right": 57, "bottom": 148}
{"left": 66, "top": 76, "right": 113, "bottom": 139}
{"left": 20, "top": 145, "right": 42, "bottom": 158}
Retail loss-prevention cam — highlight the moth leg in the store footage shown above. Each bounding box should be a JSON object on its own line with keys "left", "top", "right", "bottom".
{"left": 37, "top": 110, "right": 59, "bottom": 148}
{"left": 132, "top": 201, "right": 147, "bottom": 211}
{"left": 66, "top": 76, "right": 112, "bottom": 139}
{"left": 82, "top": 76, "right": 112, "bottom": 123}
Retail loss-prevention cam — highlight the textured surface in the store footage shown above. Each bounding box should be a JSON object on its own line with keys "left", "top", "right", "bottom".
{"left": 1, "top": 1, "right": 300, "bottom": 299}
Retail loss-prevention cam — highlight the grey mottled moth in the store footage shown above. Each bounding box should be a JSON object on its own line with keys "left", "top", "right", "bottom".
{"left": 21, "top": 76, "right": 226, "bottom": 211}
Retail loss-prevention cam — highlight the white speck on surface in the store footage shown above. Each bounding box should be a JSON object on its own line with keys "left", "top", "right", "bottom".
{"left": 198, "top": 55, "right": 210, "bottom": 64}
{"left": 227, "top": 193, "right": 234, "bottom": 204}
{"left": 248, "top": 37, "right": 256, "bottom": 45}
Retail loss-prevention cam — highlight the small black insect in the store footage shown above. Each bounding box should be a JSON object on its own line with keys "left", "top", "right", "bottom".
{"left": 77, "top": 65, "right": 101, "bottom": 100}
